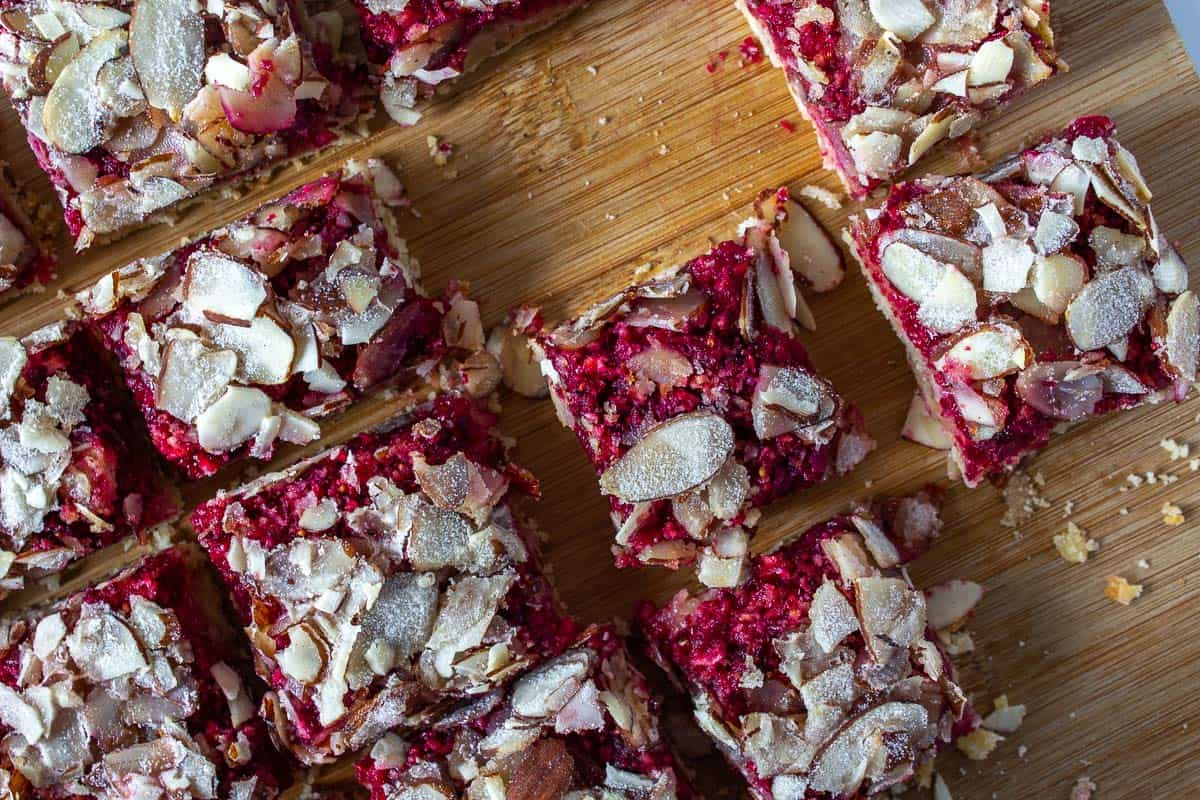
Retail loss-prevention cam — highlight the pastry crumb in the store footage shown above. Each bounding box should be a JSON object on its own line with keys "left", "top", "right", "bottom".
{"left": 937, "top": 628, "right": 975, "bottom": 656}
{"left": 981, "top": 694, "right": 1026, "bottom": 733}
{"left": 1161, "top": 502, "right": 1185, "bottom": 526}
{"left": 1104, "top": 575, "right": 1143, "bottom": 606}
{"left": 1161, "top": 438, "right": 1190, "bottom": 460}
{"left": 1001, "top": 470, "right": 1050, "bottom": 527}
{"left": 1070, "top": 776, "right": 1097, "bottom": 800}
{"left": 585, "top": 64, "right": 598, "bottom": 75}
{"left": 1054, "top": 521, "right": 1098, "bottom": 564}
{"left": 1137, "top": 558, "right": 1150, "bottom": 569}
{"left": 426, "top": 135, "right": 453, "bottom": 167}
{"left": 956, "top": 728, "right": 1003, "bottom": 760}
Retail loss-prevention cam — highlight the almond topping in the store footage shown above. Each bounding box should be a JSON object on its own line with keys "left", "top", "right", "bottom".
{"left": 599, "top": 412, "right": 734, "bottom": 503}
{"left": 1065, "top": 268, "right": 1153, "bottom": 351}
{"left": 925, "top": 580, "right": 982, "bottom": 630}
{"left": 129, "top": 0, "right": 204, "bottom": 115}
{"left": 776, "top": 198, "right": 844, "bottom": 292}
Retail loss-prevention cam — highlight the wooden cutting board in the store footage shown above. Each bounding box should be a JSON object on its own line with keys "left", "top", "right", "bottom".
{"left": 2, "top": 0, "right": 1198, "bottom": 796}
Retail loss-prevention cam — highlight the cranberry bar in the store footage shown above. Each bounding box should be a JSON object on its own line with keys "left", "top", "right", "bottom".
{"left": 739, "top": 0, "right": 1061, "bottom": 198}
{"left": 640, "top": 493, "right": 970, "bottom": 799}
{"left": 359, "top": 0, "right": 586, "bottom": 125}
{"left": 0, "top": 546, "right": 292, "bottom": 799}
{"left": 356, "top": 624, "right": 692, "bottom": 800}
{"left": 78, "top": 160, "right": 481, "bottom": 479}
{"left": 0, "top": 322, "right": 175, "bottom": 600}
{"left": 192, "top": 394, "right": 575, "bottom": 764}
{"left": 849, "top": 116, "right": 1198, "bottom": 486}
{"left": 532, "top": 191, "right": 873, "bottom": 582}
{"left": 0, "top": 168, "right": 54, "bottom": 301}
{"left": 0, "top": 0, "right": 370, "bottom": 248}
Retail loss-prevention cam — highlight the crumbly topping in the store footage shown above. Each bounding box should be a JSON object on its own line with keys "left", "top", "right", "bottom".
{"left": 1070, "top": 776, "right": 1097, "bottom": 800}
{"left": 1160, "top": 438, "right": 1191, "bottom": 460}
{"left": 1053, "top": 521, "right": 1098, "bottom": 564}
{"left": 955, "top": 728, "right": 1004, "bottom": 760}
{"left": 1160, "top": 502, "right": 1186, "bottom": 527}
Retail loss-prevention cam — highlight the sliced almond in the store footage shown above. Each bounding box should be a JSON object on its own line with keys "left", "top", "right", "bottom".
{"left": 1015, "top": 361, "right": 1103, "bottom": 421}
{"left": 810, "top": 580, "right": 860, "bottom": 653}
{"left": 847, "top": 131, "right": 903, "bottom": 179}
{"left": 1089, "top": 226, "right": 1147, "bottom": 270}
{"left": 909, "top": 107, "right": 957, "bottom": 165}
{"left": 1031, "top": 253, "right": 1087, "bottom": 314}
{"left": 854, "top": 576, "right": 926, "bottom": 662}
{"left": 867, "top": 0, "right": 934, "bottom": 41}
{"left": 28, "top": 32, "right": 79, "bottom": 93}
{"left": 42, "top": 28, "right": 126, "bottom": 153}
{"left": 981, "top": 237, "right": 1035, "bottom": 294}
{"left": 208, "top": 315, "right": 296, "bottom": 385}
{"left": 1163, "top": 291, "right": 1199, "bottom": 383}
{"left": 155, "top": 337, "right": 237, "bottom": 423}
{"left": 808, "top": 702, "right": 930, "bottom": 795}
{"left": 926, "top": 580, "right": 983, "bottom": 630}
{"left": 918, "top": 265, "right": 977, "bottom": 334}
{"left": 1110, "top": 141, "right": 1152, "bottom": 203}
{"left": 129, "top": 0, "right": 205, "bottom": 114}
{"left": 1152, "top": 241, "right": 1189, "bottom": 294}
{"left": 1085, "top": 165, "right": 1147, "bottom": 231}
{"left": 885, "top": 229, "right": 982, "bottom": 281}
{"left": 931, "top": 70, "right": 969, "bottom": 96}
{"left": 486, "top": 324, "right": 547, "bottom": 398}
{"left": 1050, "top": 163, "right": 1091, "bottom": 217}
{"left": 184, "top": 250, "right": 267, "bottom": 322}
{"left": 881, "top": 241, "right": 947, "bottom": 304}
{"left": 901, "top": 392, "right": 952, "bottom": 450}
{"left": 936, "top": 322, "right": 1031, "bottom": 380}
{"left": 195, "top": 385, "right": 271, "bottom": 452}
{"left": 1033, "top": 211, "right": 1080, "bottom": 255}
{"left": 967, "top": 39, "right": 1014, "bottom": 86}
{"left": 205, "top": 52, "right": 252, "bottom": 92}
{"left": 776, "top": 198, "right": 844, "bottom": 292}
{"left": 599, "top": 412, "right": 734, "bottom": 503}
{"left": 1065, "top": 268, "right": 1153, "bottom": 351}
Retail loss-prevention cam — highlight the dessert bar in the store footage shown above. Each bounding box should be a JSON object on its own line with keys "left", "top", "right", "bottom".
{"left": 191, "top": 393, "right": 575, "bottom": 764}
{"left": 0, "top": 0, "right": 370, "bottom": 247}
{"left": 849, "top": 115, "right": 1198, "bottom": 486}
{"left": 532, "top": 191, "right": 873, "bottom": 583}
{"left": 358, "top": 0, "right": 586, "bottom": 124}
{"left": 79, "top": 160, "right": 479, "bottom": 479}
{"left": 0, "top": 169, "right": 54, "bottom": 301}
{"left": 0, "top": 546, "right": 291, "bottom": 799}
{"left": 0, "top": 322, "right": 174, "bottom": 600}
{"left": 640, "top": 492, "right": 970, "bottom": 799}
{"left": 356, "top": 625, "right": 691, "bottom": 800}
{"left": 739, "top": 0, "right": 1061, "bottom": 198}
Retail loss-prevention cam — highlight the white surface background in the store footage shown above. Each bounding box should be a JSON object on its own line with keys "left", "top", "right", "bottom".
{"left": 1165, "top": 0, "right": 1200, "bottom": 69}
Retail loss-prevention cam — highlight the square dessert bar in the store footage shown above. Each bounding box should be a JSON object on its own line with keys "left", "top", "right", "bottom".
{"left": 0, "top": 546, "right": 292, "bottom": 799}
{"left": 0, "top": 322, "right": 175, "bottom": 600}
{"left": 739, "top": 0, "right": 1061, "bottom": 198}
{"left": 849, "top": 115, "right": 1198, "bottom": 486}
{"left": 639, "top": 492, "right": 971, "bottom": 800}
{"left": 0, "top": 0, "right": 370, "bottom": 248}
{"left": 191, "top": 393, "right": 576, "bottom": 765}
{"left": 358, "top": 0, "right": 586, "bottom": 124}
{"left": 79, "top": 160, "right": 483, "bottom": 479}
{"left": 0, "top": 168, "right": 54, "bottom": 301}
{"left": 356, "top": 624, "right": 692, "bottom": 800}
{"left": 532, "top": 191, "right": 873, "bottom": 583}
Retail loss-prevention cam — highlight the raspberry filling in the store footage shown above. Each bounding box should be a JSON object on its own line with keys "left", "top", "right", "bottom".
{"left": 851, "top": 115, "right": 1186, "bottom": 484}
{"left": 3, "top": 335, "right": 174, "bottom": 561}
{"left": 541, "top": 241, "right": 843, "bottom": 566}
{"left": 0, "top": 195, "right": 53, "bottom": 295}
{"left": 192, "top": 395, "right": 575, "bottom": 752}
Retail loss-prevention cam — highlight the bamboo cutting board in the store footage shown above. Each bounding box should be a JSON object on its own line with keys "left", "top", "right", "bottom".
{"left": 2, "top": 0, "right": 1199, "bottom": 797}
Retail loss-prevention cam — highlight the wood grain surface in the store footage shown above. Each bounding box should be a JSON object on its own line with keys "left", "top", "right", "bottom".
{"left": 2, "top": 0, "right": 1199, "bottom": 797}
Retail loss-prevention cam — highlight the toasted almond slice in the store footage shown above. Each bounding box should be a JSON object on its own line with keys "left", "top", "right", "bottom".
{"left": 982, "top": 237, "right": 1035, "bottom": 294}
{"left": 909, "top": 107, "right": 958, "bottom": 166}
{"left": 1031, "top": 252, "right": 1087, "bottom": 314}
{"left": 936, "top": 322, "right": 1031, "bottom": 380}
{"left": 1110, "top": 141, "right": 1152, "bottom": 203}
{"left": 755, "top": 249, "right": 797, "bottom": 333}
{"left": 931, "top": 70, "right": 968, "bottom": 96}
{"left": 42, "top": 28, "right": 126, "bottom": 154}
{"left": 921, "top": 0, "right": 997, "bottom": 45}
{"left": 860, "top": 31, "right": 902, "bottom": 99}
{"left": 881, "top": 241, "right": 947, "bottom": 303}
{"left": 155, "top": 337, "right": 237, "bottom": 423}
{"left": 1065, "top": 267, "right": 1153, "bottom": 351}
{"left": 28, "top": 32, "right": 79, "bottom": 93}
{"left": 1033, "top": 210, "right": 1079, "bottom": 255}
{"left": 1163, "top": 291, "right": 1199, "bottom": 383}
{"left": 1084, "top": 164, "right": 1146, "bottom": 231}
{"left": 1050, "top": 162, "right": 1090, "bottom": 216}
{"left": 867, "top": 0, "right": 933, "bottom": 41}
{"left": 130, "top": 0, "right": 205, "bottom": 114}
{"left": 808, "top": 703, "right": 930, "bottom": 795}
{"left": 599, "top": 412, "right": 734, "bottom": 503}
{"left": 967, "top": 39, "right": 1013, "bottom": 86}
{"left": 918, "top": 265, "right": 977, "bottom": 334}
{"left": 205, "top": 52, "right": 251, "bottom": 92}
{"left": 486, "top": 324, "right": 548, "bottom": 398}
{"left": 195, "top": 385, "right": 271, "bottom": 452}
{"left": 854, "top": 576, "right": 926, "bottom": 660}
{"left": 847, "top": 131, "right": 903, "bottom": 179}
{"left": 886, "top": 229, "right": 982, "bottom": 281}
{"left": 926, "top": 580, "right": 983, "bottom": 630}
{"left": 901, "top": 392, "right": 952, "bottom": 450}
{"left": 208, "top": 315, "right": 296, "bottom": 385}
{"left": 776, "top": 198, "right": 844, "bottom": 292}
{"left": 185, "top": 249, "right": 267, "bottom": 322}
{"left": 1152, "top": 241, "right": 1189, "bottom": 294}
{"left": 1089, "top": 226, "right": 1147, "bottom": 270}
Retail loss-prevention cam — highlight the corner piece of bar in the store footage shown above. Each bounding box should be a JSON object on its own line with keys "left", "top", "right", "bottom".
{"left": 738, "top": 0, "right": 1061, "bottom": 198}
{"left": 848, "top": 115, "right": 1197, "bottom": 486}
{"left": 0, "top": 545, "right": 292, "bottom": 799}
{"left": 191, "top": 393, "right": 575, "bottom": 765}
{"left": 639, "top": 491, "right": 972, "bottom": 799}
{"left": 532, "top": 190, "right": 872, "bottom": 583}
{"left": 356, "top": 624, "right": 693, "bottom": 800}
{"left": 78, "top": 160, "right": 489, "bottom": 479}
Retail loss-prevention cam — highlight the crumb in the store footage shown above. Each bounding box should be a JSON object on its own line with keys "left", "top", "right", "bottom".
{"left": 739, "top": 36, "right": 763, "bottom": 66}
{"left": 779, "top": 118, "right": 798, "bottom": 133}
{"left": 1017, "top": 745, "right": 1028, "bottom": 758}
{"left": 981, "top": 695, "right": 1027, "bottom": 733}
{"left": 1161, "top": 502, "right": 1186, "bottom": 526}
{"left": 657, "top": 144, "right": 670, "bottom": 156}
{"left": 585, "top": 65, "right": 598, "bottom": 75}
{"left": 863, "top": 479, "right": 874, "bottom": 488}
{"left": 1070, "top": 776, "right": 1096, "bottom": 800}
{"left": 1126, "top": 473, "right": 1144, "bottom": 489}
{"left": 937, "top": 628, "right": 975, "bottom": 656}
{"left": 1119, "top": 507, "right": 1129, "bottom": 515}
{"left": 425, "top": 135, "right": 453, "bottom": 167}
{"left": 1191, "top": 458, "right": 1199, "bottom": 472}
{"left": 1161, "top": 438, "right": 1190, "bottom": 460}
{"left": 598, "top": 115, "right": 610, "bottom": 126}
{"left": 1104, "top": 575, "right": 1143, "bottom": 606}
{"left": 956, "top": 728, "right": 1004, "bottom": 760}
{"left": 1001, "top": 470, "right": 1050, "bottom": 527}
{"left": 1137, "top": 558, "right": 1150, "bottom": 569}
{"left": 1062, "top": 499, "right": 1075, "bottom": 517}
{"left": 1054, "top": 521, "right": 1098, "bottom": 564}
{"left": 798, "top": 183, "right": 843, "bottom": 209}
